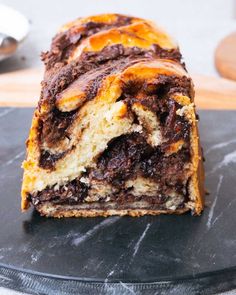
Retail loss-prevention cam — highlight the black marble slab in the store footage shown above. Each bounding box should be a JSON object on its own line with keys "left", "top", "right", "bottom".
{"left": 0, "top": 108, "right": 235, "bottom": 295}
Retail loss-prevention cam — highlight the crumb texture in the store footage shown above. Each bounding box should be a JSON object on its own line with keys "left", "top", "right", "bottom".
{"left": 21, "top": 13, "right": 204, "bottom": 216}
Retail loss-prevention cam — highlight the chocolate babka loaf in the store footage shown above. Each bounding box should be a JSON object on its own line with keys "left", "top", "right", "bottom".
{"left": 21, "top": 13, "right": 204, "bottom": 217}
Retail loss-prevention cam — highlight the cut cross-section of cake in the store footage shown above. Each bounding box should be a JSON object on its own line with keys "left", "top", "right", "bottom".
{"left": 21, "top": 13, "right": 204, "bottom": 217}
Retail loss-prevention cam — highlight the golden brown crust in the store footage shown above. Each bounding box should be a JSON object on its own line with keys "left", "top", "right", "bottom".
{"left": 37, "top": 204, "right": 189, "bottom": 218}
{"left": 193, "top": 124, "right": 205, "bottom": 214}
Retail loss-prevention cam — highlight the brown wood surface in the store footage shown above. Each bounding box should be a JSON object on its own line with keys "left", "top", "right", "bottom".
{"left": 0, "top": 68, "right": 236, "bottom": 109}
{"left": 215, "top": 32, "right": 236, "bottom": 81}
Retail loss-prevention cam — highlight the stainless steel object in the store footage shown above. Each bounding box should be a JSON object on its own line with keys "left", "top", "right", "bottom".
{"left": 0, "top": 33, "right": 18, "bottom": 56}
{"left": 0, "top": 5, "right": 29, "bottom": 61}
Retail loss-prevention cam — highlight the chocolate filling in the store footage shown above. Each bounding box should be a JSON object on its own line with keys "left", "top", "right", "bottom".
{"left": 40, "top": 44, "right": 183, "bottom": 111}
{"left": 30, "top": 176, "right": 188, "bottom": 208}
{"left": 39, "top": 108, "right": 77, "bottom": 146}
{"left": 39, "top": 150, "right": 66, "bottom": 170}
{"left": 92, "top": 132, "right": 190, "bottom": 188}
{"left": 38, "top": 68, "right": 191, "bottom": 169}
{"left": 31, "top": 122, "right": 191, "bottom": 208}
{"left": 33, "top": 195, "right": 172, "bottom": 211}
{"left": 91, "top": 133, "right": 152, "bottom": 184}
{"left": 32, "top": 93, "right": 192, "bottom": 207}
{"left": 30, "top": 178, "right": 88, "bottom": 206}
{"left": 41, "top": 15, "right": 134, "bottom": 70}
{"left": 26, "top": 15, "right": 197, "bottom": 212}
{"left": 37, "top": 15, "right": 187, "bottom": 169}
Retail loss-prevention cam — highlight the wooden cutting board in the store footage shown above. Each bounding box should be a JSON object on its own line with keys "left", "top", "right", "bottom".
{"left": 0, "top": 68, "right": 236, "bottom": 109}
{"left": 215, "top": 32, "right": 236, "bottom": 81}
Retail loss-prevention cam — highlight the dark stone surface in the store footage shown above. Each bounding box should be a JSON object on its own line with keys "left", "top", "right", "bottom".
{"left": 0, "top": 108, "right": 235, "bottom": 294}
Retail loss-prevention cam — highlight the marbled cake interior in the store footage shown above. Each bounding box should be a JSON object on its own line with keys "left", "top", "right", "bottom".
{"left": 21, "top": 14, "right": 204, "bottom": 217}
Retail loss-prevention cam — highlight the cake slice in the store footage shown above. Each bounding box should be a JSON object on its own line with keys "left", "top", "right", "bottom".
{"left": 21, "top": 13, "right": 204, "bottom": 217}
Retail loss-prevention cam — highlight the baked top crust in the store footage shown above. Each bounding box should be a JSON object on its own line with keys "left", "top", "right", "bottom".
{"left": 21, "top": 13, "right": 204, "bottom": 216}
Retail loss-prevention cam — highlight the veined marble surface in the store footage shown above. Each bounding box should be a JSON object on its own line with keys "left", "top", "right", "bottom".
{"left": 0, "top": 108, "right": 235, "bottom": 295}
